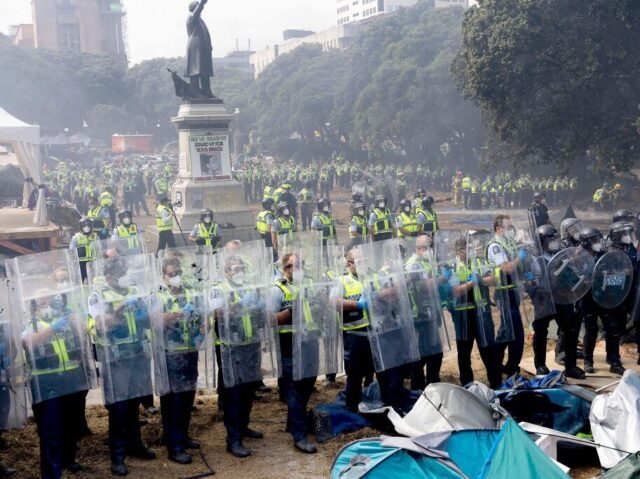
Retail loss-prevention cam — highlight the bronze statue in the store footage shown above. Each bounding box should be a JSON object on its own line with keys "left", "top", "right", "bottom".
{"left": 185, "top": 0, "right": 214, "bottom": 98}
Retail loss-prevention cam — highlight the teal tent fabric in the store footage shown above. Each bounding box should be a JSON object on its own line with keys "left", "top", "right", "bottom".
{"left": 443, "top": 430, "right": 500, "bottom": 478}
{"left": 479, "top": 420, "right": 570, "bottom": 479}
{"left": 602, "top": 452, "right": 640, "bottom": 478}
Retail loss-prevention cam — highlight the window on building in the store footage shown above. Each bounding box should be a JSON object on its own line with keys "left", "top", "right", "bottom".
{"left": 57, "top": 23, "right": 80, "bottom": 52}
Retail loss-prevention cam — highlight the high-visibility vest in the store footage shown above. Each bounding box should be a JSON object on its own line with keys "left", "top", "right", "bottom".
{"left": 210, "top": 281, "right": 253, "bottom": 346}
{"left": 156, "top": 204, "right": 173, "bottom": 232}
{"left": 73, "top": 232, "right": 98, "bottom": 262}
{"left": 91, "top": 287, "right": 143, "bottom": 350}
{"left": 100, "top": 191, "right": 113, "bottom": 207}
{"left": 256, "top": 210, "right": 272, "bottom": 235}
{"left": 159, "top": 288, "right": 200, "bottom": 351}
{"left": 115, "top": 224, "right": 140, "bottom": 249}
{"left": 487, "top": 236, "right": 517, "bottom": 290}
{"left": 263, "top": 186, "right": 274, "bottom": 201}
{"left": 30, "top": 316, "right": 81, "bottom": 376}
{"left": 313, "top": 213, "right": 335, "bottom": 240}
{"left": 88, "top": 206, "right": 106, "bottom": 229}
{"left": 273, "top": 187, "right": 285, "bottom": 202}
{"left": 155, "top": 178, "right": 168, "bottom": 194}
{"left": 276, "top": 215, "right": 295, "bottom": 236}
{"left": 274, "top": 280, "right": 314, "bottom": 334}
{"left": 350, "top": 215, "right": 368, "bottom": 239}
{"left": 416, "top": 207, "right": 438, "bottom": 233}
{"left": 397, "top": 211, "right": 418, "bottom": 238}
{"left": 461, "top": 177, "right": 471, "bottom": 190}
{"left": 340, "top": 272, "right": 369, "bottom": 331}
{"left": 195, "top": 222, "right": 219, "bottom": 247}
{"left": 299, "top": 188, "right": 313, "bottom": 203}
{"left": 405, "top": 256, "right": 439, "bottom": 315}
{"left": 372, "top": 208, "right": 392, "bottom": 235}
{"left": 593, "top": 189, "right": 603, "bottom": 203}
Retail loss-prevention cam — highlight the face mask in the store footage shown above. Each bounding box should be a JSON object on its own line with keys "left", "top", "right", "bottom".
{"left": 122, "top": 217, "right": 132, "bottom": 226}
{"left": 323, "top": 206, "right": 330, "bottom": 213}
{"left": 571, "top": 232, "right": 581, "bottom": 242}
{"left": 592, "top": 242, "right": 603, "bottom": 253}
{"left": 203, "top": 216, "right": 212, "bottom": 224}
{"left": 404, "top": 207, "right": 411, "bottom": 213}
{"left": 168, "top": 275, "right": 182, "bottom": 288}
{"left": 117, "top": 275, "right": 132, "bottom": 289}
{"left": 292, "top": 269, "right": 304, "bottom": 284}
{"left": 231, "top": 272, "right": 245, "bottom": 285}
{"left": 41, "top": 306, "right": 53, "bottom": 319}
{"left": 540, "top": 199, "right": 546, "bottom": 205}
{"left": 82, "top": 226, "right": 91, "bottom": 234}
{"left": 505, "top": 228, "right": 516, "bottom": 240}
{"left": 357, "top": 209, "right": 365, "bottom": 216}
{"left": 622, "top": 235, "right": 632, "bottom": 245}
{"left": 283, "top": 209, "right": 290, "bottom": 216}
{"left": 548, "top": 240, "right": 560, "bottom": 252}
{"left": 379, "top": 202, "right": 386, "bottom": 209}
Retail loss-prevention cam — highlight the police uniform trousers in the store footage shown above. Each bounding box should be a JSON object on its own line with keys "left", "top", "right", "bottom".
{"left": 532, "top": 303, "right": 581, "bottom": 371}
{"left": 410, "top": 319, "right": 443, "bottom": 391}
{"left": 343, "top": 331, "right": 375, "bottom": 412}
{"left": 454, "top": 309, "right": 502, "bottom": 389}
{"left": 498, "top": 290, "right": 525, "bottom": 376}
{"left": 581, "top": 295, "right": 622, "bottom": 365}
{"left": 215, "top": 345, "right": 256, "bottom": 447}
{"left": 160, "top": 352, "right": 198, "bottom": 454}
{"left": 156, "top": 230, "right": 176, "bottom": 253}
{"left": 279, "top": 333, "right": 316, "bottom": 442}
{"left": 372, "top": 232, "right": 393, "bottom": 243}
{"left": 462, "top": 189, "right": 470, "bottom": 209}
{"left": 300, "top": 203, "right": 313, "bottom": 231}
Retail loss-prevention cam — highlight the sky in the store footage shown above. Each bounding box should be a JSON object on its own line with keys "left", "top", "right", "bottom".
{"left": 0, "top": 0, "right": 336, "bottom": 64}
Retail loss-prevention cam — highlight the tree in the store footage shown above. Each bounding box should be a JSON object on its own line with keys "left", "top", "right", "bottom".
{"left": 453, "top": 0, "right": 640, "bottom": 171}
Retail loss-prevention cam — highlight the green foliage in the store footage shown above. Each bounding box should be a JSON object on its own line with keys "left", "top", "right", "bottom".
{"left": 453, "top": 0, "right": 640, "bottom": 171}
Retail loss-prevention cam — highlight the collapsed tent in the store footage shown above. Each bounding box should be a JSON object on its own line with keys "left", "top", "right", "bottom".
{"left": 330, "top": 420, "right": 569, "bottom": 479}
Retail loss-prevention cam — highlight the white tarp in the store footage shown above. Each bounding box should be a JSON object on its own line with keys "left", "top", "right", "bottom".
{"left": 0, "top": 107, "right": 47, "bottom": 225}
{"left": 590, "top": 370, "right": 640, "bottom": 468}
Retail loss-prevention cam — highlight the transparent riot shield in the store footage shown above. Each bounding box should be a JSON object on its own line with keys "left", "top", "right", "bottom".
{"left": 6, "top": 250, "right": 96, "bottom": 404}
{"left": 511, "top": 215, "right": 557, "bottom": 321}
{"left": 591, "top": 251, "right": 633, "bottom": 309}
{"left": 467, "top": 232, "right": 515, "bottom": 347}
{"left": 208, "top": 247, "right": 279, "bottom": 388}
{"left": 93, "top": 236, "right": 147, "bottom": 259}
{"left": 151, "top": 250, "right": 211, "bottom": 395}
{"left": 547, "top": 247, "right": 595, "bottom": 305}
{"left": 403, "top": 240, "right": 450, "bottom": 357}
{"left": 434, "top": 230, "right": 468, "bottom": 341}
{"left": 0, "top": 280, "right": 27, "bottom": 429}
{"left": 86, "top": 254, "right": 156, "bottom": 405}
{"left": 292, "top": 245, "right": 344, "bottom": 381}
{"left": 355, "top": 239, "right": 420, "bottom": 372}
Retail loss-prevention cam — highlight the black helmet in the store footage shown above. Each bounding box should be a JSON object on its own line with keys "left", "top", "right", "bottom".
{"left": 537, "top": 224, "right": 560, "bottom": 253}
{"left": 560, "top": 218, "right": 582, "bottom": 242}
{"left": 79, "top": 217, "right": 92, "bottom": 232}
{"left": 351, "top": 202, "right": 366, "bottom": 216}
{"left": 117, "top": 209, "right": 132, "bottom": 220}
{"left": 351, "top": 192, "right": 363, "bottom": 203}
{"left": 317, "top": 198, "right": 331, "bottom": 212}
{"left": 416, "top": 188, "right": 426, "bottom": 197}
{"left": 578, "top": 227, "right": 603, "bottom": 250}
{"left": 424, "top": 196, "right": 435, "bottom": 205}
{"left": 533, "top": 191, "right": 545, "bottom": 203}
{"left": 398, "top": 199, "right": 411, "bottom": 211}
{"left": 262, "top": 198, "right": 275, "bottom": 210}
{"left": 613, "top": 209, "right": 634, "bottom": 224}
{"left": 608, "top": 221, "right": 635, "bottom": 245}
{"left": 200, "top": 209, "right": 214, "bottom": 223}
{"left": 276, "top": 201, "right": 290, "bottom": 215}
{"left": 374, "top": 195, "right": 387, "bottom": 207}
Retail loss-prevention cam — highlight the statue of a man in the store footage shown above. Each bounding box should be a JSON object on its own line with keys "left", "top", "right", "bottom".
{"left": 185, "top": 0, "right": 214, "bottom": 98}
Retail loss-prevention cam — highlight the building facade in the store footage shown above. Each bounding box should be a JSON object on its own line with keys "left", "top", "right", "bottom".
{"left": 30, "top": 0, "right": 127, "bottom": 61}
{"left": 9, "top": 24, "right": 35, "bottom": 48}
{"left": 337, "top": 0, "right": 422, "bottom": 25}
{"left": 434, "top": 0, "right": 469, "bottom": 9}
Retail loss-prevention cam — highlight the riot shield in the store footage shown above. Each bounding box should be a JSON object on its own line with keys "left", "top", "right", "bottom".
{"left": 434, "top": 229, "right": 468, "bottom": 341}
{"left": 511, "top": 215, "right": 556, "bottom": 322}
{"left": 151, "top": 249, "right": 211, "bottom": 395}
{"left": 6, "top": 250, "right": 96, "bottom": 404}
{"left": 93, "top": 236, "right": 147, "bottom": 259}
{"left": 0, "top": 280, "right": 27, "bottom": 429}
{"left": 208, "top": 247, "right": 279, "bottom": 388}
{"left": 86, "top": 254, "right": 156, "bottom": 405}
{"left": 591, "top": 250, "right": 633, "bottom": 309}
{"left": 467, "top": 232, "right": 516, "bottom": 348}
{"left": 547, "top": 247, "right": 595, "bottom": 305}
{"left": 355, "top": 239, "right": 420, "bottom": 372}
{"left": 292, "top": 245, "right": 344, "bottom": 381}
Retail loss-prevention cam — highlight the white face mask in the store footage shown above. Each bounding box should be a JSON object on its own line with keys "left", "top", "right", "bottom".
{"left": 505, "top": 228, "right": 516, "bottom": 240}
{"left": 548, "top": 240, "right": 560, "bottom": 252}
{"left": 357, "top": 209, "right": 365, "bottom": 216}
{"left": 82, "top": 226, "right": 91, "bottom": 234}
{"left": 571, "top": 232, "right": 581, "bottom": 242}
{"left": 283, "top": 209, "right": 290, "bottom": 216}
{"left": 168, "top": 275, "right": 182, "bottom": 288}
{"left": 322, "top": 206, "right": 330, "bottom": 213}
{"left": 117, "top": 275, "right": 132, "bottom": 289}
{"left": 379, "top": 202, "right": 386, "bottom": 209}
{"left": 592, "top": 242, "right": 603, "bottom": 253}
{"left": 292, "top": 269, "right": 304, "bottom": 284}
{"left": 404, "top": 206, "right": 411, "bottom": 213}
{"left": 203, "top": 216, "right": 212, "bottom": 224}
{"left": 621, "top": 234, "right": 632, "bottom": 245}
{"left": 540, "top": 199, "right": 546, "bottom": 205}
{"left": 122, "top": 217, "right": 132, "bottom": 226}
{"left": 231, "top": 272, "right": 245, "bottom": 285}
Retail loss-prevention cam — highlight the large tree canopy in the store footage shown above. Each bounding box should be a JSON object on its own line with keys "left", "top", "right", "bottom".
{"left": 453, "top": 0, "right": 640, "bottom": 171}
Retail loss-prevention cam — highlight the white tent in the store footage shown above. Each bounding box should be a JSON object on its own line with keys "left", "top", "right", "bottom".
{"left": 0, "top": 107, "right": 48, "bottom": 226}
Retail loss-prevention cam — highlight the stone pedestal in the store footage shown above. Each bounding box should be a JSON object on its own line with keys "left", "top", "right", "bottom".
{"left": 171, "top": 99, "right": 254, "bottom": 240}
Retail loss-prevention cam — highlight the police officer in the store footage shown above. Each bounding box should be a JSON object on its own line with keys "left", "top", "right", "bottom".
{"left": 369, "top": 195, "right": 394, "bottom": 242}
{"left": 486, "top": 215, "right": 528, "bottom": 376}
{"left": 70, "top": 217, "right": 98, "bottom": 282}
{"left": 188, "top": 209, "right": 221, "bottom": 252}
{"left": 416, "top": 196, "right": 439, "bottom": 235}
{"left": 396, "top": 199, "right": 419, "bottom": 238}
{"left": 271, "top": 253, "right": 318, "bottom": 454}
{"left": 87, "top": 195, "right": 111, "bottom": 240}
{"left": 158, "top": 257, "right": 203, "bottom": 464}
{"left": 271, "top": 201, "right": 296, "bottom": 258}
{"left": 579, "top": 227, "right": 625, "bottom": 375}
{"left": 297, "top": 182, "right": 314, "bottom": 231}
{"left": 89, "top": 259, "right": 156, "bottom": 476}
{"left": 156, "top": 196, "right": 176, "bottom": 253}
{"left": 311, "top": 198, "right": 336, "bottom": 246}
{"left": 528, "top": 192, "right": 550, "bottom": 228}
{"left": 461, "top": 175, "right": 471, "bottom": 209}
{"left": 560, "top": 218, "right": 583, "bottom": 249}
{"left": 256, "top": 198, "right": 275, "bottom": 249}
{"left": 112, "top": 210, "right": 142, "bottom": 251}
{"left": 210, "top": 256, "right": 264, "bottom": 458}
{"left": 348, "top": 202, "right": 368, "bottom": 249}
